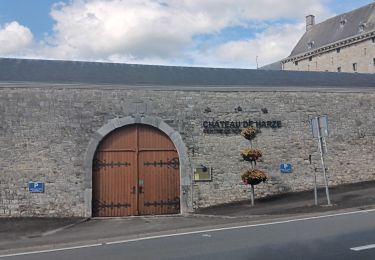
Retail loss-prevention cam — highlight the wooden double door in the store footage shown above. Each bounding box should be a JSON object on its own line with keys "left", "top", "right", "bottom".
{"left": 92, "top": 124, "right": 180, "bottom": 217}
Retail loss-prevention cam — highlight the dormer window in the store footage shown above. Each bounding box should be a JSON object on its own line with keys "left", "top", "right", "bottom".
{"left": 307, "top": 41, "right": 315, "bottom": 49}
{"left": 340, "top": 18, "right": 347, "bottom": 27}
{"left": 359, "top": 23, "right": 366, "bottom": 32}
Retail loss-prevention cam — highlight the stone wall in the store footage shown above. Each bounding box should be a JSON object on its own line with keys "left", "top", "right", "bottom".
{"left": 1, "top": 86, "right": 374, "bottom": 216}
{"left": 283, "top": 38, "right": 375, "bottom": 73}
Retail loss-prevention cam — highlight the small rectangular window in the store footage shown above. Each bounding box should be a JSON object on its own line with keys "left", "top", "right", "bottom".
{"left": 337, "top": 48, "right": 341, "bottom": 53}
{"left": 372, "top": 37, "right": 375, "bottom": 43}
{"left": 373, "top": 58, "right": 375, "bottom": 66}
{"left": 353, "top": 63, "right": 357, "bottom": 71}
{"left": 309, "top": 57, "right": 312, "bottom": 61}
{"left": 337, "top": 67, "right": 341, "bottom": 72}
{"left": 294, "top": 61, "right": 298, "bottom": 66}
{"left": 359, "top": 24, "right": 365, "bottom": 32}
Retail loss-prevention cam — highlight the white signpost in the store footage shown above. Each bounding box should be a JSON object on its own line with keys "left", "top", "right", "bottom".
{"left": 311, "top": 115, "right": 331, "bottom": 206}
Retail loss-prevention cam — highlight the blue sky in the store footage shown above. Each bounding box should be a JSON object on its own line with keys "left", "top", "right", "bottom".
{"left": 0, "top": 0, "right": 373, "bottom": 68}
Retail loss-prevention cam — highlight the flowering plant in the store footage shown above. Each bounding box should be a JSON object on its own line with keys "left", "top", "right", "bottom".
{"left": 241, "top": 126, "right": 258, "bottom": 140}
{"left": 240, "top": 148, "right": 263, "bottom": 161}
{"left": 241, "top": 169, "right": 267, "bottom": 186}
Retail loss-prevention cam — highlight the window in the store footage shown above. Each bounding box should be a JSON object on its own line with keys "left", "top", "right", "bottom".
{"left": 359, "top": 23, "right": 366, "bottom": 32}
{"left": 337, "top": 67, "right": 341, "bottom": 72}
{"left": 307, "top": 41, "right": 314, "bottom": 49}
{"left": 294, "top": 61, "right": 298, "bottom": 66}
{"left": 353, "top": 63, "right": 357, "bottom": 71}
{"left": 309, "top": 56, "right": 312, "bottom": 61}
{"left": 336, "top": 48, "right": 341, "bottom": 53}
{"left": 373, "top": 58, "right": 375, "bottom": 66}
{"left": 339, "top": 18, "right": 347, "bottom": 27}
{"left": 373, "top": 37, "right": 375, "bottom": 43}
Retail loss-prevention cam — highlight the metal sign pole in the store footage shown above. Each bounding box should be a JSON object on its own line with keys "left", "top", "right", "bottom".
{"left": 316, "top": 117, "right": 331, "bottom": 206}
{"left": 309, "top": 155, "right": 318, "bottom": 206}
{"left": 314, "top": 167, "right": 318, "bottom": 206}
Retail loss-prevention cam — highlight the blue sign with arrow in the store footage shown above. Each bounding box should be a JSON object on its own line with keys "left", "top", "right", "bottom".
{"left": 280, "top": 163, "right": 293, "bottom": 173}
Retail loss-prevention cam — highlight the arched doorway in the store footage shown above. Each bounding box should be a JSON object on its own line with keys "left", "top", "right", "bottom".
{"left": 92, "top": 124, "right": 180, "bottom": 217}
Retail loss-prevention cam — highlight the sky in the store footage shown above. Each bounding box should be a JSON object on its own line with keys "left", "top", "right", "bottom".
{"left": 0, "top": 0, "right": 373, "bottom": 68}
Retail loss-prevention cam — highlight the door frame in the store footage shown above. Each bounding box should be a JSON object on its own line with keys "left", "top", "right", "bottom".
{"left": 83, "top": 115, "right": 192, "bottom": 217}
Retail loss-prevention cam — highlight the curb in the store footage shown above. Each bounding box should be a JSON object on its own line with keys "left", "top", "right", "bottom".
{"left": 40, "top": 218, "right": 90, "bottom": 237}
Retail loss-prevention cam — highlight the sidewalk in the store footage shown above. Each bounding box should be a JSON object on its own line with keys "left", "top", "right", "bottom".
{"left": 196, "top": 180, "right": 375, "bottom": 216}
{"left": 1, "top": 181, "right": 375, "bottom": 253}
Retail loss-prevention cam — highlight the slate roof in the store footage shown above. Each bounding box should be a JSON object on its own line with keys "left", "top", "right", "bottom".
{"left": 1, "top": 58, "right": 375, "bottom": 89}
{"left": 288, "top": 3, "right": 375, "bottom": 58}
{"left": 258, "top": 61, "right": 283, "bottom": 71}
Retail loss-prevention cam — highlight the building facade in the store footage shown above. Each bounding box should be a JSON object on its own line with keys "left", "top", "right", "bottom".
{"left": 282, "top": 3, "right": 375, "bottom": 73}
{"left": 1, "top": 58, "right": 375, "bottom": 217}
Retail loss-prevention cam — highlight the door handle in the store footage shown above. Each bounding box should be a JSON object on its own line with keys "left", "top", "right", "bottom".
{"left": 131, "top": 186, "right": 136, "bottom": 194}
{"left": 139, "top": 186, "right": 144, "bottom": 194}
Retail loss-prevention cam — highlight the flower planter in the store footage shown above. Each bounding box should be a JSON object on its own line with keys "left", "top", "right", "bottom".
{"left": 241, "top": 169, "right": 267, "bottom": 186}
{"left": 240, "top": 148, "right": 262, "bottom": 161}
{"left": 241, "top": 126, "right": 258, "bottom": 140}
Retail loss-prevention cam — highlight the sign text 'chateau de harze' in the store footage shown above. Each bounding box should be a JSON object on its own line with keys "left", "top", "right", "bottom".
{"left": 203, "top": 120, "right": 282, "bottom": 134}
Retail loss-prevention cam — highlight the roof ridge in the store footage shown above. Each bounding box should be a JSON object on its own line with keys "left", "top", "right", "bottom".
{"left": 288, "top": 2, "right": 375, "bottom": 58}
{"left": 314, "top": 2, "right": 375, "bottom": 27}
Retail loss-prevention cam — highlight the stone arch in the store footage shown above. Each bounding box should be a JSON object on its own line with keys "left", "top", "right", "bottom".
{"left": 83, "top": 115, "right": 192, "bottom": 217}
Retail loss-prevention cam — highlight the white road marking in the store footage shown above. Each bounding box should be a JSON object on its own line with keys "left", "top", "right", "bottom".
{"left": 1, "top": 208, "right": 375, "bottom": 258}
{"left": 0, "top": 244, "right": 102, "bottom": 258}
{"left": 350, "top": 244, "right": 375, "bottom": 251}
{"left": 106, "top": 208, "right": 375, "bottom": 245}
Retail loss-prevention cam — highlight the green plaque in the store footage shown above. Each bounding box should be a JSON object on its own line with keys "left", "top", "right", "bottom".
{"left": 194, "top": 167, "right": 212, "bottom": 181}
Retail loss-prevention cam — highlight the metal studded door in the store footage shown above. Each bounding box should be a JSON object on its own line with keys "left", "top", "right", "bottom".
{"left": 138, "top": 126, "right": 180, "bottom": 215}
{"left": 92, "top": 125, "right": 138, "bottom": 217}
{"left": 92, "top": 124, "right": 180, "bottom": 217}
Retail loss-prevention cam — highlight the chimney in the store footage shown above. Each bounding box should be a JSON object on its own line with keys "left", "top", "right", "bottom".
{"left": 306, "top": 15, "right": 315, "bottom": 31}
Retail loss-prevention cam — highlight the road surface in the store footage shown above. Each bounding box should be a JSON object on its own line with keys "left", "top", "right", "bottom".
{"left": 1, "top": 210, "right": 375, "bottom": 260}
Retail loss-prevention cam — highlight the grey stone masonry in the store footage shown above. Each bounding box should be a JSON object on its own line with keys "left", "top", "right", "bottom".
{"left": 0, "top": 86, "right": 374, "bottom": 216}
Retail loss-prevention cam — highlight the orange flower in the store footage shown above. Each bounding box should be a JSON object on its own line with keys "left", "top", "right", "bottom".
{"left": 241, "top": 169, "right": 267, "bottom": 185}
{"left": 241, "top": 126, "right": 258, "bottom": 140}
{"left": 240, "top": 148, "right": 263, "bottom": 161}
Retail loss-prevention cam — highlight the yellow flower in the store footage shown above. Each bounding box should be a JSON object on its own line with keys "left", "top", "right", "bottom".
{"left": 241, "top": 169, "right": 267, "bottom": 185}
{"left": 240, "top": 148, "right": 263, "bottom": 161}
{"left": 241, "top": 126, "right": 258, "bottom": 140}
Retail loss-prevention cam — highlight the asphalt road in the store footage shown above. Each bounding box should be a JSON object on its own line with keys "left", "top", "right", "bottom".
{"left": 2, "top": 210, "right": 375, "bottom": 260}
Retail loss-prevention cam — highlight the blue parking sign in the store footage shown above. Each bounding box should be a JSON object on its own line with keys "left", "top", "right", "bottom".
{"left": 28, "top": 182, "right": 45, "bottom": 193}
{"left": 280, "top": 163, "right": 293, "bottom": 173}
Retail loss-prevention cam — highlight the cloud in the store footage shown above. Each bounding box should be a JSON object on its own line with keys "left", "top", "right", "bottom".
{"left": 0, "top": 0, "right": 333, "bottom": 68}
{"left": 40, "top": 0, "right": 330, "bottom": 65}
{"left": 176, "top": 0, "right": 330, "bottom": 21}
{"left": 192, "top": 23, "right": 305, "bottom": 68}
{"left": 0, "top": 21, "right": 33, "bottom": 55}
